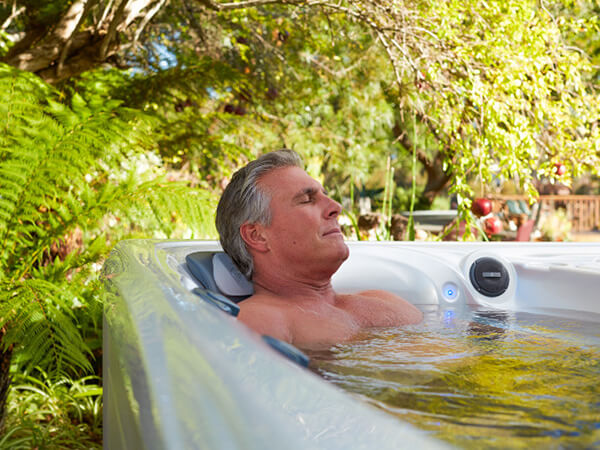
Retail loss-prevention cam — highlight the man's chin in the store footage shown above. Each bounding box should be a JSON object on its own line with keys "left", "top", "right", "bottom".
{"left": 337, "top": 240, "right": 350, "bottom": 262}
{"left": 323, "top": 238, "right": 349, "bottom": 263}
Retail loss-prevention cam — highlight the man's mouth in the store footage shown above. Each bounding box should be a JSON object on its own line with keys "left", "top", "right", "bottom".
{"left": 323, "top": 228, "right": 342, "bottom": 236}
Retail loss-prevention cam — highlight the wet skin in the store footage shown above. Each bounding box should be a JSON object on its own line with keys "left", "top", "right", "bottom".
{"left": 238, "top": 166, "right": 422, "bottom": 349}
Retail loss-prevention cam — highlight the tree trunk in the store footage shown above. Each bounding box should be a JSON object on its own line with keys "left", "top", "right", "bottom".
{"left": 418, "top": 151, "right": 452, "bottom": 209}
{"left": 0, "top": 0, "right": 155, "bottom": 84}
{"left": 393, "top": 121, "right": 452, "bottom": 209}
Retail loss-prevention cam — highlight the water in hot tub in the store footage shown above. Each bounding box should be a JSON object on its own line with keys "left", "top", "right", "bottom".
{"left": 306, "top": 306, "right": 600, "bottom": 449}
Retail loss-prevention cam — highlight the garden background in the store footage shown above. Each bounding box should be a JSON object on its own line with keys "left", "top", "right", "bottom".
{"left": 0, "top": 0, "right": 599, "bottom": 446}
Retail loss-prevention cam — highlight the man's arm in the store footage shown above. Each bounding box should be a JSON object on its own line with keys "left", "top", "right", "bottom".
{"left": 237, "top": 301, "right": 294, "bottom": 343}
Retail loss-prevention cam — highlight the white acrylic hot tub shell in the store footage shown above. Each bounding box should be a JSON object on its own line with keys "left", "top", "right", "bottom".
{"left": 332, "top": 242, "right": 600, "bottom": 320}
{"left": 103, "top": 240, "right": 600, "bottom": 449}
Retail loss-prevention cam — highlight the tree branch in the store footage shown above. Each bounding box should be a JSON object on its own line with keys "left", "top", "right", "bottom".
{"left": 99, "top": 0, "right": 130, "bottom": 59}
{"left": 2, "top": 0, "right": 95, "bottom": 73}
{"left": 53, "top": 0, "right": 91, "bottom": 41}
{"left": 219, "top": 0, "right": 302, "bottom": 9}
{"left": 2, "top": 27, "right": 45, "bottom": 61}
{"left": 1, "top": 2, "right": 26, "bottom": 32}
{"left": 58, "top": 0, "right": 99, "bottom": 76}
{"left": 133, "top": 0, "right": 169, "bottom": 47}
{"left": 96, "top": 0, "right": 115, "bottom": 32}
{"left": 394, "top": 124, "right": 431, "bottom": 168}
{"left": 38, "top": 31, "right": 105, "bottom": 83}
{"left": 394, "top": 125, "right": 451, "bottom": 205}
{"left": 123, "top": 0, "right": 157, "bottom": 29}
{"left": 196, "top": 0, "right": 324, "bottom": 12}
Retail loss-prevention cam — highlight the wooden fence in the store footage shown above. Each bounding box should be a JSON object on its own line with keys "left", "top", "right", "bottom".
{"left": 492, "top": 195, "right": 600, "bottom": 232}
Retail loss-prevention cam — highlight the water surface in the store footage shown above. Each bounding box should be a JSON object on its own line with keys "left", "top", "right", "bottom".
{"left": 307, "top": 306, "right": 600, "bottom": 449}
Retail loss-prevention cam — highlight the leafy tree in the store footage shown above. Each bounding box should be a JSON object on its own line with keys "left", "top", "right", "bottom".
{"left": 2, "top": 1, "right": 597, "bottom": 216}
{"left": 372, "top": 0, "right": 599, "bottom": 212}
{"left": 187, "top": 0, "right": 600, "bottom": 220}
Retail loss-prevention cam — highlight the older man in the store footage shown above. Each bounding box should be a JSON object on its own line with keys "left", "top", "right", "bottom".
{"left": 216, "top": 149, "right": 422, "bottom": 348}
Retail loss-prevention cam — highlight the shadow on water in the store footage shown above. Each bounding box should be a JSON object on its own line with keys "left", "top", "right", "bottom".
{"left": 307, "top": 306, "right": 600, "bottom": 449}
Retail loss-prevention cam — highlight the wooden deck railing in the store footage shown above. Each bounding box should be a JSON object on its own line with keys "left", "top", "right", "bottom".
{"left": 491, "top": 195, "right": 600, "bottom": 232}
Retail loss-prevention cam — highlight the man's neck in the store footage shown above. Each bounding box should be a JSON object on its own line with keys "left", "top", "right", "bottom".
{"left": 252, "top": 271, "right": 337, "bottom": 305}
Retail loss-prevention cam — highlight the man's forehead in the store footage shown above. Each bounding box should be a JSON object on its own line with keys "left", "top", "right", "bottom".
{"left": 259, "top": 166, "right": 322, "bottom": 193}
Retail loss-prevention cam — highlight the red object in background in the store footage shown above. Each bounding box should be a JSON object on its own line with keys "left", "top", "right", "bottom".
{"left": 554, "top": 163, "right": 566, "bottom": 176}
{"left": 484, "top": 216, "right": 503, "bottom": 235}
{"left": 471, "top": 198, "right": 492, "bottom": 217}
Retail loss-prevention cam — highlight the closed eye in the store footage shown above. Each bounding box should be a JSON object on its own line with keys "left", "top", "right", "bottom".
{"left": 299, "top": 195, "right": 315, "bottom": 204}
{"left": 294, "top": 187, "right": 320, "bottom": 204}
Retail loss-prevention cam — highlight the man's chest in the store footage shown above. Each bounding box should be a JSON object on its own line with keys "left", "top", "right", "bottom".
{"left": 288, "top": 304, "right": 361, "bottom": 347}
{"left": 287, "top": 297, "right": 398, "bottom": 348}
{"left": 336, "top": 294, "right": 401, "bottom": 328}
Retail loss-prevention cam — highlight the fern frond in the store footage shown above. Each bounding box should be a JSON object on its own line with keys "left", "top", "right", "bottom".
{"left": 113, "top": 176, "right": 219, "bottom": 239}
{"left": 0, "top": 279, "right": 92, "bottom": 376}
{"left": 0, "top": 64, "right": 152, "bottom": 272}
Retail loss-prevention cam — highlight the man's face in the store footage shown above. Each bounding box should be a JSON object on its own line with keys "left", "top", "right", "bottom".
{"left": 257, "top": 166, "right": 349, "bottom": 278}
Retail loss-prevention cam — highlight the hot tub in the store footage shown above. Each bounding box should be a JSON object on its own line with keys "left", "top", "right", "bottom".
{"left": 103, "top": 240, "right": 600, "bottom": 449}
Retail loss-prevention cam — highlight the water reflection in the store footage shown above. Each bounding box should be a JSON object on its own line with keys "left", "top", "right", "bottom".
{"left": 307, "top": 306, "right": 600, "bottom": 449}
{"left": 467, "top": 310, "right": 509, "bottom": 342}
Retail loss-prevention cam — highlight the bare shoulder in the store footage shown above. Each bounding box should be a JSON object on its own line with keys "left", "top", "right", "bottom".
{"left": 237, "top": 296, "right": 293, "bottom": 342}
{"left": 358, "top": 289, "right": 406, "bottom": 302}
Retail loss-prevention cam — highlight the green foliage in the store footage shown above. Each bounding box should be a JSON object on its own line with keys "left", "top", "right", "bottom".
{"left": 550, "top": 0, "right": 600, "bottom": 80}
{"left": 3, "top": 1, "right": 600, "bottom": 225}
{"left": 429, "top": 0, "right": 598, "bottom": 192}
{"left": 1, "top": 372, "right": 102, "bottom": 449}
{"left": 0, "top": 62, "right": 217, "bottom": 379}
{"left": 0, "top": 30, "right": 11, "bottom": 57}
{"left": 186, "top": 7, "right": 401, "bottom": 196}
{"left": 132, "top": 0, "right": 600, "bottom": 226}
{"left": 72, "top": 61, "right": 253, "bottom": 183}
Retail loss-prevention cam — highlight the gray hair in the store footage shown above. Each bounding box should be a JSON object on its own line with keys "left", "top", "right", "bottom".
{"left": 216, "top": 149, "right": 304, "bottom": 280}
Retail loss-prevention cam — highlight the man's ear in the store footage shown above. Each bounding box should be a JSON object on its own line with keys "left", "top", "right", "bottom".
{"left": 240, "top": 222, "right": 269, "bottom": 252}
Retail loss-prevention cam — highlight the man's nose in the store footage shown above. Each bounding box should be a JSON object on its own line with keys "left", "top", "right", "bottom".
{"left": 325, "top": 196, "right": 342, "bottom": 218}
